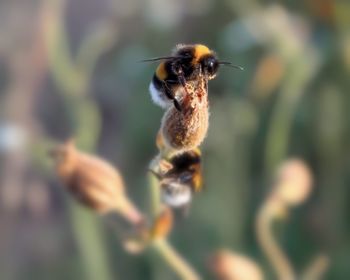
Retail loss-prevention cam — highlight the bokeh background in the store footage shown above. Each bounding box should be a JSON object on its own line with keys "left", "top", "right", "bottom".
{"left": 0, "top": 0, "right": 349, "bottom": 279}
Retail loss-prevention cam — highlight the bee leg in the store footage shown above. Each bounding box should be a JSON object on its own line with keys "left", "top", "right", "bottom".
{"left": 149, "top": 154, "right": 173, "bottom": 177}
{"left": 177, "top": 71, "right": 190, "bottom": 95}
{"left": 172, "top": 65, "right": 190, "bottom": 95}
{"left": 177, "top": 73, "right": 187, "bottom": 88}
{"left": 162, "top": 82, "right": 182, "bottom": 112}
{"left": 176, "top": 70, "right": 194, "bottom": 112}
{"left": 173, "top": 99, "right": 182, "bottom": 112}
{"left": 148, "top": 168, "right": 162, "bottom": 180}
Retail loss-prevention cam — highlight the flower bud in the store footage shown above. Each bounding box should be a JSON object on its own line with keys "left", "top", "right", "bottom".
{"left": 209, "top": 250, "right": 264, "bottom": 280}
{"left": 160, "top": 78, "right": 209, "bottom": 154}
{"left": 272, "top": 158, "right": 313, "bottom": 206}
{"left": 50, "top": 140, "right": 143, "bottom": 225}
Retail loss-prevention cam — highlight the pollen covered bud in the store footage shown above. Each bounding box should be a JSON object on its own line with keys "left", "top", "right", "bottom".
{"left": 272, "top": 158, "right": 313, "bottom": 207}
{"left": 209, "top": 250, "right": 264, "bottom": 280}
{"left": 160, "top": 77, "right": 209, "bottom": 155}
{"left": 50, "top": 140, "right": 143, "bottom": 225}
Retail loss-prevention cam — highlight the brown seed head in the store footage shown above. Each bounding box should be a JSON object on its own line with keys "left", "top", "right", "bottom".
{"left": 50, "top": 140, "right": 143, "bottom": 224}
{"left": 209, "top": 250, "right": 264, "bottom": 280}
{"left": 272, "top": 158, "right": 313, "bottom": 206}
{"left": 161, "top": 77, "right": 209, "bottom": 155}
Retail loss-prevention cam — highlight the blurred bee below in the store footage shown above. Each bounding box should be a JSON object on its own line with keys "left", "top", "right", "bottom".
{"left": 142, "top": 44, "right": 243, "bottom": 111}
{"left": 150, "top": 147, "right": 203, "bottom": 211}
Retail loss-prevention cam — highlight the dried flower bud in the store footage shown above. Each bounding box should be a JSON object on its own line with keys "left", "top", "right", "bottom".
{"left": 209, "top": 250, "right": 264, "bottom": 280}
{"left": 50, "top": 140, "right": 143, "bottom": 225}
{"left": 151, "top": 207, "right": 173, "bottom": 240}
{"left": 160, "top": 77, "right": 209, "bottom": 155}
{"left": 272, "top": 158, "right": 313, "bottom": 206}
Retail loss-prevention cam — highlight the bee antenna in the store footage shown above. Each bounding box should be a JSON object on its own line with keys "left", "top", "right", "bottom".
{"left": 218, "top": 61, "right": 244, "bottom": 70}
{"left": 138, "top": 55, "right": 188, "bottom": 63}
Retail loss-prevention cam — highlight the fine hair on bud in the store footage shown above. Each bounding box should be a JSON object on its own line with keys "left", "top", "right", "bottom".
{"left": 160, "top": 76, "right": 209, "bottom": 155}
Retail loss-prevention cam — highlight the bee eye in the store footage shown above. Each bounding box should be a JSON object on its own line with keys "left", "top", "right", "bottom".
{"left": 204, "top": 58, "right": 218, "bottom": 75}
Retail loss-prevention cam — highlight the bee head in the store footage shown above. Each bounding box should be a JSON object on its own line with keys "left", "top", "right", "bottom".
{"left": 192, "top": 44, "right": 243, "bottom": 78}
{"left": 199, "top": 54, "right": 219, "bottom": 79}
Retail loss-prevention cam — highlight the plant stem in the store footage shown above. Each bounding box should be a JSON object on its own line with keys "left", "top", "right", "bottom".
{"left": 264, "top": 53, "right": 321, "bottom": 174}
{"left": 301, "top": 254, "right": 329, "bottom": 280}
{"left": 148, "top": 163, "right": 200, "bottom": 279}
{"left": 152, "top": 239, "right": 201, "bottom": 280}
{"left": 69, "top": 202, "right": 115, "bottom": 280}
{"left": 43, "top": 2, "right": 114, "bottom": 279}
{"left": 148, "top": 172, "right": 162, "bottom": 218}
{"left": 256, "top": 199, "right": 295, "bottom": 280}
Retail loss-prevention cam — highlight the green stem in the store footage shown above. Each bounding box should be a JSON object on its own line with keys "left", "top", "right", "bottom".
{"left": 256, "top": 200, "right": 295, "bottom": 280}
{"left": 43, "top": 1, "right": 114, "bottom": 279}
{"left": 152, "top": 239, "right": 201, "bottom": 280}
{"left": 148, "top": 172, "right": 162, "bottom": 218}
{"left": 69, "top": 203, "right": 115, "bottom": 280}
{"left": 301, "top": 254, "right": 329, "bottom": 280}
{"left": 264, "top": 54, "right": 320, "bottom": 174}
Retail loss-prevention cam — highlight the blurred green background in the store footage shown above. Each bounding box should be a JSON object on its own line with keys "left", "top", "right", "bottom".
{"left": 0, "top": 0, "right": 349, "bottom": 279}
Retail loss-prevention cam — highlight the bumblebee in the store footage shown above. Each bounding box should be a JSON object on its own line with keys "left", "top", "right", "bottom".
{"left": 144, "top": 44, "right": 242, "bottom": 111}
{"left": 151, "top": 148, "right": 203, "bottom": 209}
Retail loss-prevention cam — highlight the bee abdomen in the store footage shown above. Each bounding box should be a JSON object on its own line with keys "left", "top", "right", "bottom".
{"left": 149, "top": 75, "right": 172, "bottom": 109}
{"left": 161, "top": 182, "right": 192, "bottom": 208}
